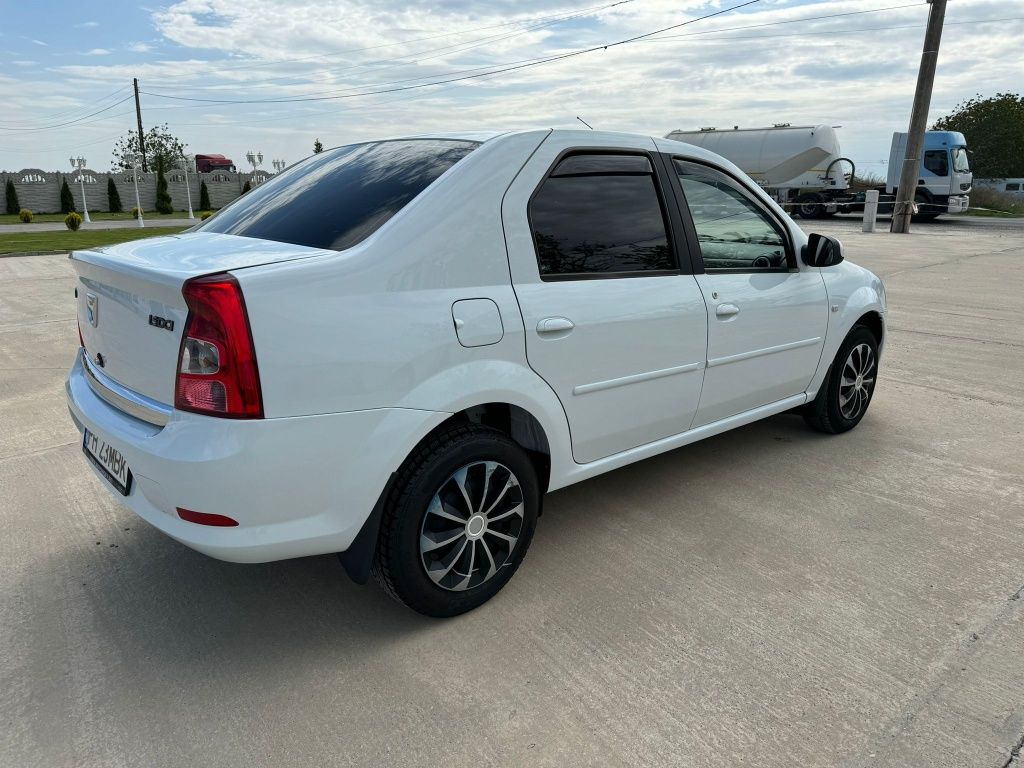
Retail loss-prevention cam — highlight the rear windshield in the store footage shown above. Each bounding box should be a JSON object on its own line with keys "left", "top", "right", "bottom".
{"left": 197, "top": 139, "right": 479, "bottom": 251}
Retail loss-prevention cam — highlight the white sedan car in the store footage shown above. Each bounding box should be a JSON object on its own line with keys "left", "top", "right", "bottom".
{"left": 66, "top": 129, "right": 885, "bottom": 616}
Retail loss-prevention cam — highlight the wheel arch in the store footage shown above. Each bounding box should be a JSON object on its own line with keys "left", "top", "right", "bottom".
{"left": 855, "top": 310, "right": 884, "bottom": 347}
{"left": 419, "top": 402, "right": 553, "bottom": 495}
{"left": 807, "top": 276, "right": 886, "bottom": 400}
{"left": 337, "top": 393, "right": 565, "bottom": 586}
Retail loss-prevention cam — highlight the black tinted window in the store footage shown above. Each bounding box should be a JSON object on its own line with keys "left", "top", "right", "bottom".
{"left": 198, "top": 139, "right": 478, "bottom": 250}
{"left": 923, "top": 150, "right": 949, "bottom": 176}
{"left": 529, "top": 154, "right": 673, "bottom": 278}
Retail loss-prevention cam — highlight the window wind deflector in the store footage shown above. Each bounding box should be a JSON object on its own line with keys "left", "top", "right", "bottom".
{"left": 551, "top": 154, "right": 652, "bottom": 177}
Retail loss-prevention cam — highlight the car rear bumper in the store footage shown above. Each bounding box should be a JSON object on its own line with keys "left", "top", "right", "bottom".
{"left": 66, "top": 350, "right": 447, "bottom": 563}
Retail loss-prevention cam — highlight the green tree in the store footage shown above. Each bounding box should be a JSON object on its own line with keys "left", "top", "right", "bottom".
{"left": 60, "top": 178, "right": 75, "bottom": 214}
{"left": 313, "top": 138, "right": 324, "bottom": 154}
{"left": 932, "top": 93, "right": 1024, "bottom": 178}
{"left": 241, "top": 179, "right": 252, "bottom": 194}
{"left": 154, "top": 157, "right": 173, "bottom": 214}
{"left": 111, "top": 123, "right": 187, "bottom": 173}
{"left": 199, "top": 180, "right": 211, "bottom": 210}
{"left": 106, "top": 177, "right": 122, "bottom": 213}
{"left": 4, "top": 179, "right": 19, "bottom": 215}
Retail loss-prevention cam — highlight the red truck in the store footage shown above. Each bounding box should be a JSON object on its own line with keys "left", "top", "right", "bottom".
{"left": 194, "top": 154, "right": 236, "bottom": 173}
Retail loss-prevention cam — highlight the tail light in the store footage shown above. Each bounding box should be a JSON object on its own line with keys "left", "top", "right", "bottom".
{"left": 175, "top": 273, "right": 263, "bottom": 418}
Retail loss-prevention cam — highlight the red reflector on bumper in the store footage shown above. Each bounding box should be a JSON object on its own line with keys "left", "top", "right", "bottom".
{"left": 176, "top": 508, "right": 239, "bottom": 527}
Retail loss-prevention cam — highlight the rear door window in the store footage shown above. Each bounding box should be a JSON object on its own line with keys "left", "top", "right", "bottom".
{"left": 198, "top": 139, "right": 478, "bottom": 251}
{"left": 528, "top": 153, "right": 675, "bottom": 279}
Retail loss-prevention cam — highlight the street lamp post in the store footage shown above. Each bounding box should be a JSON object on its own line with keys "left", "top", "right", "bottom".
{"left": 181, "top": 154, "right": 195, "bottom": 220}
{"left": 131, "top": 153, "right": 145, "bottom": 228}
{"left": 272, "top": 159, "right": 286, "bottom": 173}
{"left": 69, "top": 156, "right": 91, "bottom": 223}
{"left": 245, "top": 149, "right": 263, "bottom": 187}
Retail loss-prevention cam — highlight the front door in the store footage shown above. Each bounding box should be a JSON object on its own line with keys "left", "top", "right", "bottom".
{"left": 502, "top": 134, "right": 708, "bottom": 464}
{"left": 669, "top": 158, "right": 829, "bottom": 427}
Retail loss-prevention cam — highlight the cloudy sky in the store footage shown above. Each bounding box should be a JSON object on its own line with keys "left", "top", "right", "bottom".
{"left": 0, "top": 0, "right": 1020, "bottom": 176}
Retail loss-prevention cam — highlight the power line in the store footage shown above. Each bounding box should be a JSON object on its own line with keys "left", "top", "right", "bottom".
{"left": 0, "top": 84, "right": 132, "bottom": 128}
{"left": 641, "top": 15, "right": 1024, "bottom": 45}
{"left": 144, "top": 0, "right": 631, "bottom": 94}
{"left": 0, "top": 94, "right": 135, "bottom": 133}
{"left": 155, "top": 0, "right": 636, "bottom": 78}
{"left": 151, "top": 8, "right": 1017, "bottom": 131}
{"left": 140, "top": 0, "right": 764, "bottom": 106}
{"left": 138, "top": 1, "right": 929, "bottom": 107}
{"left": 652, "top": 1, "right": 925, "bottom": 40}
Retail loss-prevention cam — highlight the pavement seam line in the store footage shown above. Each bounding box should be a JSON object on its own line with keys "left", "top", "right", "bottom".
{"left": 0, "top": 440, "right": 76, "bottom": 464}
{"left": 1001, "top": 731, "right": 1024, "bottom": 768}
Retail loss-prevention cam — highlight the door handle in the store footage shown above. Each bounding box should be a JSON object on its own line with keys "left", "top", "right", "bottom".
{"left": 537, "top": 317, "right": 575, "bottom": 334}
{"left": 715, "top": 303, "right": 740, "bottom": 318}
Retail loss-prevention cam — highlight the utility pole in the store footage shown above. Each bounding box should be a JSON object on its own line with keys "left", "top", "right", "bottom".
{"left": 133, "top": 77, "right": 148, "bottom": 173}
{"left": 891, "top": 0, "right": 946, "bottom": 234}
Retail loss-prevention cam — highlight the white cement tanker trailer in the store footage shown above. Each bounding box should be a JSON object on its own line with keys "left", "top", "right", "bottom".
{"left": 665, "top": 124, "right": 971, "bottom": 220}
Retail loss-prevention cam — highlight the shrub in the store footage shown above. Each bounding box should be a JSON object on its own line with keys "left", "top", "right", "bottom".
{"left": 199, "top": 180, "right": 211, "bottom": 210}
{"left": 200, "top": 211, "right": 212, "bottom": 221}
{"left": 18, "top": 208, "right": 33, "bottom": 223}
{"left": 241, "top": 179, "right": 252, "bottom": 194}
{"left": 968, "top": 185, "right": 1024, "bottom": 215}
{"left": 130, "top": 206, "right": 142, "bottom": 219}
{"left": 64, "top": 212, "right": 83, "bottom": 231}
{"left": 107, "top": 177, "right": 123, "bottom": 213}
{"left": 4, "top": 179, "right": 19, "bottom": 215}
{"left": 60, "top": 178, "right": 75, "bottom": 214}
{"left": 155, "top": 157, "right": 173, "bottom": 214}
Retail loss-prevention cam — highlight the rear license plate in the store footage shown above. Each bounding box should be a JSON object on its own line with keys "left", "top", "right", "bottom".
{"left": 83, "top": 429, "right": 132, "bottom": 496}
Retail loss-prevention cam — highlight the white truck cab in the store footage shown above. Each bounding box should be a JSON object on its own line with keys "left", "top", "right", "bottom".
{"left": 887, "top": 130, "right": 972, "bottom": 215}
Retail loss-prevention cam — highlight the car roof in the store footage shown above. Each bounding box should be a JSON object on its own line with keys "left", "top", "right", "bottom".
{"left": 319, "top": 128, "right": 739, "bottom": 177}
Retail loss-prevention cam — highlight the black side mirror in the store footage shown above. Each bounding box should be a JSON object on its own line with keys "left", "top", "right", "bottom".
{"left": 802, "top": 233, "right": 845, "bottom": 267}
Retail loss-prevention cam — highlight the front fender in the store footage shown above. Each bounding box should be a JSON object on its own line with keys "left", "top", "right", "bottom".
{"left": 807, "top": 262, "right": 886, "bottom": 398}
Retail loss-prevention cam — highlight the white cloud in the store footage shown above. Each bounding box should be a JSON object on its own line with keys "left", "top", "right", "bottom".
{"left": 3, "top": 0, "right": 1023, "bottom": 174}
{"left": 11, "top": 60, "right": 36, "bottom": 67}
{"left": 76, "top": 21, "right": 100, "bottom": 28}
{"left": 85, "top": 48, "right": 112, "bottom": 56}
{"left": 30, "top": 38, "right": 49, "bottom": 47}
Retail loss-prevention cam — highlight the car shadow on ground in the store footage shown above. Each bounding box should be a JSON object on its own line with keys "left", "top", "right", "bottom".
{"left": 38, "top": 411, "right": 828, "bottom": 674}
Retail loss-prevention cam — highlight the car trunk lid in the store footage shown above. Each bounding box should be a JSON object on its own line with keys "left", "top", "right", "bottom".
{"left": 73, "top": 231, "right": 323, "bottom": 406}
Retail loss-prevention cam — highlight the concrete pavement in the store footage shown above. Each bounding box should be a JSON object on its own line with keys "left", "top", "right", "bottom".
{"left": 0, "top": 218, "right": 1022, "bottom": 767}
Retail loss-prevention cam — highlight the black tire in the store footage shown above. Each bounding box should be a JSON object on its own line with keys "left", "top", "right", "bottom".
{"left": 371, "top": 424, "right": 540, "bottom": 617}
{"left": 912, "top": 191, "right": 941, "bottom": 221}
{"left": 803, "top": 326, "right": 879, "bottom": 434}
{"left": 795, "top": 192, "right": 823, "bottom": 219}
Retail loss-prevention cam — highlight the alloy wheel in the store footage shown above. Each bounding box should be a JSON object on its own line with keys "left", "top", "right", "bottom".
{"left": 419, "top": 461, "right": 524, "bottom": 591}
{"left": 839, "top": 343, "right": 876, "bottom": 420}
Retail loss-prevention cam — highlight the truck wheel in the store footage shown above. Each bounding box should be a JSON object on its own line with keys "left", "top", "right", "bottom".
{"left": 912, "top": 191, "right": 940, "bottom": 221}
{"left": 371, "top": 424, "right": 540, "bottom": 617}
{"left": 803, "top": 326, "right": 879, "bottom": 434}
{"left": 796, "top": 193, "right": 824, "bottom": 219}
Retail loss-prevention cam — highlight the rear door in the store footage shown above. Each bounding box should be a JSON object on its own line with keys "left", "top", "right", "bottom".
{"left": 666, "top": 157, "right": 828, "bottom": 427}
{"left": 502, "top": 133, "right": 708, "bottom": 464}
